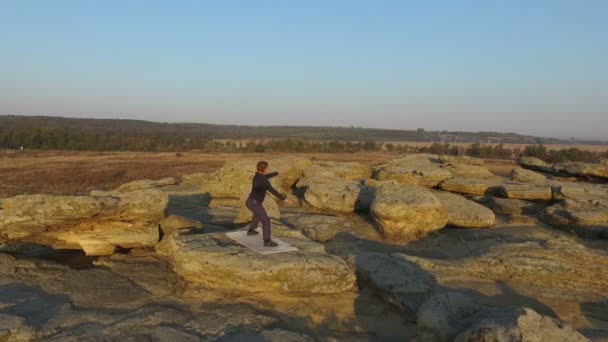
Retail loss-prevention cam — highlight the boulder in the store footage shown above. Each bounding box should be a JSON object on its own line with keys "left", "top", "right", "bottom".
{"left": 281, "top": 212, "right": 381, "bottom": 243}
{"left": 301, "top": 176, "right": 373, "bottom": 212}
{"left": 544, "top": 199, "right": 608, "bottom": 239}
{"left": 518, "top": 157, "right": 553, "bottom": 173}
{"left": 439, "top": 177, "right": 504, "bottom": 196}
{"left": 554, "top": 161, "right": 608, "bottom": 180}
{"left": 499, "top": 182, "right": 552, "bottom": 201}
{"left": 487, "top": 197, "right": 537, "bottom": 216}
{"left": 370, "top": 184, "right": 448, "bottom": 242}
{"left": 307, "top": 161, "right": 373, "bottom": 180}
{"left": 234, "top": 189, "right": 280, "bottom": 224}
{"left": 442, "top": 163, "right": 493, "bottom": 179}
{"left": 511, "top": 167, "right": 546, "bottom": 182}
{"left": 0, "top": 189, "right": 168, "bottom": 255}
{"left": 374, "top": 163, "right": 452, "bottom": 187}
{"left": 438, "top": 155, "right": 485, "bottom": 166}
{"left": 115, "top": 177, "right": 177, "bottom": 192}
{"left": 159, "top": 215, "right": 203, "bottom": 236}
{"left": 156, "top": 227, "right": 356, "bottom": 294}
{"left": 454, "top": 307, "right": 590, "bottom": 342}
{"left": 433, "top": 191, "right": 495, "bottom": 228}
{"left": 552, "top": 182, "right": 608, "bottom": 202}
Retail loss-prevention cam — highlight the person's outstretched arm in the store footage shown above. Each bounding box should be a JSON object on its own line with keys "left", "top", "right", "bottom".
{"left": 263, "top": 177, "right": 286, "bottom": 201}
{"left": 265, "top": 171, "right": 279, "bottom": 179}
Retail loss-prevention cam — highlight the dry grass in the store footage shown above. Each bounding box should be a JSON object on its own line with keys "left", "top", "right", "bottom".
{"left": 0, "top": 150, "right": 392, "bottom": 198}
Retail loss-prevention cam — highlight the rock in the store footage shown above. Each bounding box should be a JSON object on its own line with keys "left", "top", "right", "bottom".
{"left": 0, "top": 190, "right": 168, "bottom": 256}
{"left": 186, "top": 157, "right": 311, "bottom": 198}
{"left": 115, "top": 177, "right": 177, "bottom": 192}
{"left": 0, "top": 313, "right": 36, "bottom": 341}
{"left": 438, "top": 155, "right": 485, "bottom": 166}
{"left": 362, "top": 178, "right": 399, "bottom": 188}
{"left": 308, "top": 161, "right": 373, "bottom": 180}
{"left": 234, "top": 189, "right": 280, "bottom": 224}
{"left": 301, "top": 176, "right": 373, "bottom": 212}
{"left": 439, "top": 177, "right": 504, "bottom": 196}
{"left": 374, "top": 163, "right": 452, "bottom": 187}
{"left": 442, "top": 163, "right": 494, "bottom": 179}
{"left": 370, "top": 184, "right": 448, "bottom": 242}
{"left": 487, "top": 197, "right": 537, "bottom": 216}
{"left": 208, "top": 197, "right": 241, "bottom": 208}
{"left": 499, "top": 182, "right": 553, "bottom": 201}
{"left": 156, "top": 227, "right": 356, "bottom": 294}
{"left": 281, "top": 212, "right": 381, "bottom": 243}
{"left": 159, "top": 215, "right": 203, "bottom": 236}
{"left": 511, "top": 167, "right": 547, "bottom": 182}
{"left": 544, "top": 199, "right": 608, "bottom": 239}
{"left": 518, "top": 157, "right": 554, "bottom": 173}
{"left": 454, "top": 307, "right": 590, "bottom": 342}
{"left": 433, "top": 191, "right": 495, "bottom": 228}
{"left": 554, "top": 161, "right": 608, "bottom": 180}
{"left": 552, "top": 182, "right": 608, "bottom": 202}
{"left": 417, "top": 292, "right": 487, "bottom": 342}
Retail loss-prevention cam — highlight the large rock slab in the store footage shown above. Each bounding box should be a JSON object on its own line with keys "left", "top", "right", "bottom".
{"left": 299, "top": 176, "right": 373, "bottom": 212}
{"left": 184, "top": 157, "right": 312, "bottom": 198}
{"left": 455, "top": 307, "right": 590, "bottom": 342}
{"left": 374, "top": 163, "right": 452, "bottom": 187}
{"left": 115, "top": 177, "right": 177, "bottom": 192}
{"left": 370, "top": 184, "right": 448, "bottom": 242}
{"left": 156, "top": 227, "right": 356, "bottom": 294}
{"left": 0, "top": 189, "right": 168, "bottom": 255}
{"left": 441, "top": 163, "right": 493, "bottom": 179}
{"left": 544, "top": 199, "right": 608, "bottom": 239}
{"left": 511, "top": 167, "right": 547, "bottom": 182}
{"left": 439, "top": 177, "right": 504, "bottom": 196}
{"left": 306, "top": 161, "right": 373, "bottom": 180}
{"left": 438, "top": 155, "right": 485, "bottom": 166}
{"left": 281, "top": 212, "right": 381, "bottom": 243}
{"left": 499, "top": 182, "right": 553, "bottom": 201}
{"left": 518, "top": 157, "right": 554, "bottom": 173}
{"left": 554, "top": 161, "right": 608, "bottom": 180}
{"left": 433, "top": 191, "right": 495, "bottom": 228}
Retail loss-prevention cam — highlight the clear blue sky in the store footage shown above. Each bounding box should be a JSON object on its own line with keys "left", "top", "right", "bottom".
{"left": 1, "top": 1, "right": 606, "bottom": 139}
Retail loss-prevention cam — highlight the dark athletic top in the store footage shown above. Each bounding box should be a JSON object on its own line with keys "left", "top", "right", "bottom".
{"left": 248, "top": 172, "right": 286, "bottom": 203}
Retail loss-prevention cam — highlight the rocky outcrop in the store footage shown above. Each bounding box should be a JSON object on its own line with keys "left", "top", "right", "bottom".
{"left": 454, "top": 307, "right": 590, "bottom": 342}
{"left": 417, "top": 293, "right": 589, "bottom": 342}
{"left": 159, "top": 214, "right": 203, "bottom": 236}
{"left": 499, "top": 182, "right": 553, "bottom": 201}
{"left": 156, "top": 228, "right": 356, "bottom": 294}
{"left": 438, "top": 155, "right": 485, "bottom": 166}
{"left": 433, "top": 191, "right": 495, "bottom": 228}
{"left": 184, "top": 157, "right": 312, "bottom": 199}
{"left": 439, "top": 177, "right": 504, "bottom": 196}
{"left": 0, "top": 189, "right": 168, "bottom": 255}
{"left": 441, "top": 163, "right": 493, "bottom": 179}
{"left": 374, "top": 163, "right": 452, "bottom": 187}
{"left": 115, "top": 177, "right": 177, "bottom": 192}
{"left": 518, "top": 157, "right": 553, "bottom": 173}
{"left": 511, "top": 167, "right": 546, "bottom": 182}
{"left": 554, "top": 161, "right": 608, "bottom": 180}
{"left": 544, "top": 199, "right": 608, "bottom": 239}
{"left": 370, "top": 184, "right": 448, "bottom": 242}
{"left": 298, "top": 176, "right": 373, "bottom": 212}
{"left": 306, "top": 161, "right": 373, "bottom": 180}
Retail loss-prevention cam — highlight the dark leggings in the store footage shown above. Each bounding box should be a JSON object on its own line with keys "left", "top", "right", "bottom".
{"left": 246, "top": 198, "right": 271, "bottom": 241}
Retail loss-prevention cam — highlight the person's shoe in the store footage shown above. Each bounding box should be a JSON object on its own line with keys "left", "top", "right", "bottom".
{"left": 263, "top": 240, "right": 278, "bottom": 247}
{"left": 247, "top": 229, "right": 259, "bottom": 236}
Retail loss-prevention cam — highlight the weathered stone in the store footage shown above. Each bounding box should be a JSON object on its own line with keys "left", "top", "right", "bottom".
{"left": 518, "top": 157, "right": 553, "bottom": 173}
{"left": 307, "top": 161, "right": 373, "bottom": 180}
{"left": 554, "top": 161, "right": 608, "bottom": 180}
{"left": 487, "top": 197, "right": 537, "bottom": 216}
{"left": 438, "top": 155, "right": 485, "bottom": 166}
{"left": 544, "top": 199, "right": 608, "bottom": 239}
{"left": 370, "top": 184, "right": 448, "bottom": 242}
{"left": 433, "top": 191, "right": 495, "bottom": 228}
{"left": 0, "top": 313, "right": 36, "bottom": 341}
{"left": 281, "top": 212, "right": 381, "bottom": 243}
{"left": 439, "top": 177, "right": 504, "bottom": 196}
{"left": 442, "top": 163, "right": 494, "bottom": 179}
{"left": 552, "top": 182, "right": 608, "bottom": 202}
{"left": 234, "top": 189, "right": 280, "bottom": 224}
{"left": 156, "top": 227, "right": 356, "bottom": 294}
{"left": 374, "top": 163, "right": 452, "bottom": 187}
{"left": 454, "top": 307, "right": 590, "bottom": 342}
{"left": 159, "top": 215, "right": 203, "bottom": 236}
{"left": 115, "top": 177, "right": 177, "bottom": 192}
{"left": 500, "top": 182, "right": 552, "bottom": 201}
{"left": 301, "top": 176, "right": 373, "bottom": 212}
{"left": 511, "top": 167, "right": 547, "bottom": 182}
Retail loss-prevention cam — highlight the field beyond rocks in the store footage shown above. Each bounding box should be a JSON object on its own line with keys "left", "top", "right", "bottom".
{"left": 0, "top": 151, "right": 607, "bottom": 341}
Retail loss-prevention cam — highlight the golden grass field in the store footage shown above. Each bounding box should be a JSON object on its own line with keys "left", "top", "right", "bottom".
{"left": 0, "top": 150, "right": 394, "bottom": 198}
{"left": 0, "top": 149, "right": 557, "bottom": 198}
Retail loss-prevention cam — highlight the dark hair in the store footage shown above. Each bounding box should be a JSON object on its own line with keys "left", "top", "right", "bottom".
{"left": 256, "top": 161, "right": 268, "bottom": 172}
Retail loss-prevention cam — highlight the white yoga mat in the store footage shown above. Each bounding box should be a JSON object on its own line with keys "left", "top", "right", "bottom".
{"left": 226, "top": 230, "right": 299, "bottom": 255}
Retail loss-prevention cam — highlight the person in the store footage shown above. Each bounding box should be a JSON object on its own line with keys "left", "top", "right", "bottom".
{"left": 245, "top": 161, "right": 289, "bottom": 247}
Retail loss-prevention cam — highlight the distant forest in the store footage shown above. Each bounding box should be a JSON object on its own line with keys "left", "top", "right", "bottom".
{"left": 1, "top": 115, "right": 598, "bottom": 153}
